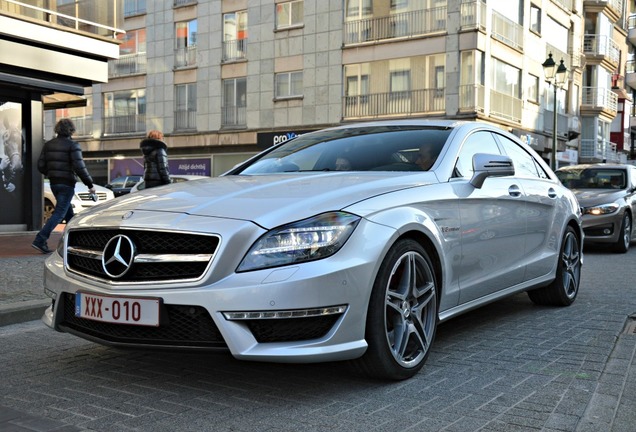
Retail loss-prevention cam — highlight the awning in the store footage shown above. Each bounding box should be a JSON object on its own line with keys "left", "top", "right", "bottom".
{"left": 42, "top": 93, "right": 88, "bottom": 110}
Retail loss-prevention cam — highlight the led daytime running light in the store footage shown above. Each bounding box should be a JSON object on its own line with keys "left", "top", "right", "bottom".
{"left": 223, "top": 305, "right": 347, "bottom": 320}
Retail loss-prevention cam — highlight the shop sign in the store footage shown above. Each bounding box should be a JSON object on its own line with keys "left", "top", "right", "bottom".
{"left": 257, "top": 130, "right": 317, "bottom": 149}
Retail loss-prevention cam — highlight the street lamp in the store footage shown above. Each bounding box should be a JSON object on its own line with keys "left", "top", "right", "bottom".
{"left": 542, "top": 53, "right": 568, "bottom": 171}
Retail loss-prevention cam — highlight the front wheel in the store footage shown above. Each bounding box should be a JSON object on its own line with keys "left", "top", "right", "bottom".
{"left": 528, "top": 226, "right": 581, "bottom": 306}
{"left": 613, "top": 212, "right": 632, "bottom": 253}
{"left": 354, "top": 239, "right": 438, "bottom": 380}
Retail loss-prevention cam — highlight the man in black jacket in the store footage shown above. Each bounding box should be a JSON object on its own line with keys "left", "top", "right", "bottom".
{"left": 32, "top": 118, "right": 95, "bottom": 254}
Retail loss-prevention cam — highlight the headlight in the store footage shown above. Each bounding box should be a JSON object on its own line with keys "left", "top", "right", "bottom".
{"left": 237, "top": 211, "right": 360, "bottom": 272}
{"left": 582, "top": 203, "right": 619, "bottom": 216}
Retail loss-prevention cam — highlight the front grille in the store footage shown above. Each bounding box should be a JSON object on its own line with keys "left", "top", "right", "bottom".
{"left": 78, "top": 192, "right": 108, "bottom": 201}
{"left": 60, "top": 292, "right": 226, "bottom": 348}
{"left": 245, "top": 315, "right": 341, "bottom": 343}
{"left": 66, "top": 229, "right": 219, "bottom": 282}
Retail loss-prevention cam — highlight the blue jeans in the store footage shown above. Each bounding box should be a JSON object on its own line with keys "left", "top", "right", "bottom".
{"left": 34, "top": 183, "right": 75, "bottom": 246}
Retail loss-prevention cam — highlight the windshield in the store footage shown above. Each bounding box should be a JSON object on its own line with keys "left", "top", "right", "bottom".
{"left": 556, "top": 168, "right": 626, "bottom": 190}
{"left": 235, "top": 126, "right": 452, "bottom": 174}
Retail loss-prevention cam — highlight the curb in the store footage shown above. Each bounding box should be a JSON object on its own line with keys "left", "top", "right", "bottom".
{"left": 0, "top": 300, "right": 50, "bottom": 327}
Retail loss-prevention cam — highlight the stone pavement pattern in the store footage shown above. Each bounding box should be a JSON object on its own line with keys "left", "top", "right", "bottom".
{"left": 0, "top": 233, "right": 634, "bottom": 431}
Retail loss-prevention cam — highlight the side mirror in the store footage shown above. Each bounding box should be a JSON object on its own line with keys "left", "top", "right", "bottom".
{"left": 470, "top": 153, "right": 515, "bottom": 188}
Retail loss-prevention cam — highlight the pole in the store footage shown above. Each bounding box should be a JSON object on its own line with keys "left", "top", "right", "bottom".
{"left": 551, "top": 85, "right": 557, "bottom": 171}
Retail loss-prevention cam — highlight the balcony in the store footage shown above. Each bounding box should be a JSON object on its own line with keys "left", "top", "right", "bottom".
{"left": 458, "top": 84, "right": 485, "bottom": 113}
{"left": 343, "top": 7, "right": 447, "bottom": 45}
{"left": 583, "top": 34, "right": 620, "bottom": 69}
{"left": 583, "top": 0, "right": 624, "bottom": 23}
{"left": 543, "top": 110, "right": 569, "bottom": 139}
{"left": 552, "top": 0, "right": 573, "bottom": 12}
{"left": 459, "top": 0, "right": 486, "bottom": 32}
{"left": 103, "top": 114, "right": 146, "bottom": 135}
{"left": 175, "top": 46, "right": 197, "bottom": 68}
{"left": 221, "top": 105, "right": 247, "bottom": 127}
{"left": 580, "top": 86, "right": 618, "bottom": 118}
{"left": 489, "top": 90, "right": 522, "bottom": 123}
{"left": 222, "top": 39, "right": 247, "bottom": 62}
{"left": 580, "top": 138, "right": 620, "bottom": 162}
{"left": 108, "top": 52, "right": 147, "bottom": 78}
{"left": 491, "top": 11, "right": 523, "bottom": 51}
{"left": 174, "top": 109, "right": 196, "bottom": 131}
{"left": 342, "top": 89, "right": 445, "bottom": 119}
{"left": 629, "top": 15, "right": 636, "bottom": 45}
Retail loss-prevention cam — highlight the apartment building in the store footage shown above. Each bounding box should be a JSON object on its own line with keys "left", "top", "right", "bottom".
{"left": 48, "top": 0, "right": 635, "bottom": 188}
{"left": 0, "top": 0, "right": 122, "bottom": 232}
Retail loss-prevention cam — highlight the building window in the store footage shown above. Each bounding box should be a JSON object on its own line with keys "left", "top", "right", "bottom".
{"left": 103, "top": 89, "right": 146, "bottom": 135}
{"left": 175, "top": 84, "right": 196, "bottom": 130}
{"left": 528, "top": 74, "right": 539, "bottom": 103}
{"left": 175, "top": 19, "right": 197, "bottom": 68}
{"left": 276, "top": 1, "right": 303, "bottom": 29}
{"left": 275, "top": 71, "right": 303, "bottom": 99}
{"left": 223, "top": 11, "right": 248, "bottom": 61}
{"left": 390, "top": 70, "right": 410, "bottom": 99}
{"left": 530, "top": 5, "right": 541, "bottom": 34}
{"left": 492, "top": 58, "right": 520, "bottom": 98}
{"left": 222, "top": 78, "right": 247, "bottom": 127}
{"left": 110, "top": 29, "right": 147, "bottom": 77}
{"left": 345, "top": 0, "right": 372, "bottom": 18}
{"left": 124, "top": 0, "right": 146, "bottom": 17}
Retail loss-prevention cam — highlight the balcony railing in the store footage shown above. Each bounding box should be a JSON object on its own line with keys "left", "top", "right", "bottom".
{"left": 552, "top": 0, "right": 573, "bottom": 11}
{"left": 109, "top": 52, "right": 147, "bottom": 78}
{"left": 342, "top": 89, "right": 445, "bottom": 118}
{"left": 221, "top": 105, "right": 247, "bottom": 127}
{"left": 103, "top": 114, "right": 146, "bottom": 135}
{"left": 222, "top": 39, "right": 248, "bottom": 62}
{"left": 174, "top": 109, "right": 196, "bottom": 131}
{"left": 175, "top": 46, "right": 197, "bottom": 68}
{"left": 69, "top": 116, "right": 93, "bottom": 137}
{"left": 174, "top": 0, "right": 196, "bottom": 7}
{"left": 343, "top": 7, "right": 447, "bottom": 45}
{"left": 543, "top": 110, "right": 569, "bottom": 138}
{"left": 458, "top": 84, "right": 485, "bottom": 112}
{"left": 491, "top": 11, "right": 523, "bottom": 51}
{"left": 459, "top": 0, "right": 486, "bottom": 32}
{"left": 581, "top": 86, "right": 618, "bottom": 113}
{"left": 580, "top": 139, "right": 619, "bottom": 162}
{"left": 489, "top": 90, "right": 522, "bottom": 123}
{"left": 2, "top": 0, "right": 125, "bottom": 37}
{"left": 583, "top": 34, "right": 620, "bottom": 64}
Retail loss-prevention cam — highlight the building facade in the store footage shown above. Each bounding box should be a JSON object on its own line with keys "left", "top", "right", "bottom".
{"left": 1, "top": 0, "right": 122, "bottom": 232}
{"left": 48, "top": 1, "right": 636, "bottom": 190}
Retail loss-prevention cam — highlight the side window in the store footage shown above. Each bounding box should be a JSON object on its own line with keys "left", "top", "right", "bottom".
{"left": 455, "top": 131, "right": 501, "bottom": 178}
{"left": 496, "top": 135, "right": 548, "bottom": 179}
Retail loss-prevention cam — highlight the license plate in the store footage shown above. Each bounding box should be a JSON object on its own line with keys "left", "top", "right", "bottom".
{"left": 75, "top": 292, "right": 160, "bottom": 327}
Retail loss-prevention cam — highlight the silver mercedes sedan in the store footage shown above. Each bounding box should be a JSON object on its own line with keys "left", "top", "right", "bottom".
{"left": 42, "top": 120, "right": 583, "bottom": 380}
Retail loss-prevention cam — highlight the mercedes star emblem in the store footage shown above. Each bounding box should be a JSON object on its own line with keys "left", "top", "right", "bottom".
{"left": 102, "top": 235, "right": 136, "bottom": 278}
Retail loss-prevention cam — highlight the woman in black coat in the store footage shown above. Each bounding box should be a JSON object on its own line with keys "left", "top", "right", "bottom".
{"left": 140, "top": 130, "right": 170, "bottom": 188}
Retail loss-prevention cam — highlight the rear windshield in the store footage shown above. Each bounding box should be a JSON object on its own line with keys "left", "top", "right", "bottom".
{"left": 556, "top": 168, "right": 626, "bottom": 190}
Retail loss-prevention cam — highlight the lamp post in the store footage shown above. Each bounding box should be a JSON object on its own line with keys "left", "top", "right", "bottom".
{"left": 542, "top": 53, "right": 568, "bottom": 171}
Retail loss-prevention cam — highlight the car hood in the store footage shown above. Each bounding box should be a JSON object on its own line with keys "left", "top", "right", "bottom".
{"left": 88, "top": 172, "right": 434, "bottom": 228}
{"left": 570, "top": 189, "right": 625, "bottom": 206}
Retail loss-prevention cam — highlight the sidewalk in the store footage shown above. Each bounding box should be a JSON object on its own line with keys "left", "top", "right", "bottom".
{"left": 0, "top": 229, "right": 62, "bottom": 326}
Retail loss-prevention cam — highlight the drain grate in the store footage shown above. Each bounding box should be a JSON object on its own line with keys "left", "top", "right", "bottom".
{"left": 623, "top": 316, "right": 636, "bottom": 336}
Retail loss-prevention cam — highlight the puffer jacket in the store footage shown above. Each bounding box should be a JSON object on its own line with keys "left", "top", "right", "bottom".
{"left": 140, "top": 138, "right": 170, "bottom": 188}
{"left": 37, "top": 135, "right": 93, "bottom": 188}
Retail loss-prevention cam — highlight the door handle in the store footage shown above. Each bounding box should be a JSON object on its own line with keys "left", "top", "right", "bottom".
{"left": 548, "top": 188, "right": 557, "bottom": 199}
{"left": 508, "top": 185, "right": 522, "bottom": 197}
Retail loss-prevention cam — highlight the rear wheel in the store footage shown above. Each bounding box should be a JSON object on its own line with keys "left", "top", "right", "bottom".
{"left": 43, "top": 199, "right": 55, "bottom": 225}
{"left": 528, "top": 226, "right": 581, "bottom": 306}
{"left": 355, "top": 239, "right": 438, "bottom": 380}
{"left": 613, "top": 212, "right": 631, "bottom": 253}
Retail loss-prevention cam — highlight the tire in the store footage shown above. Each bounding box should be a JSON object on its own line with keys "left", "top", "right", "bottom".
{"left": 613, "top": 212, "right": 631, "bottom": 253}
{"left": 355, "top": 239, "right": 438, "bottom": 380}
{"left": 43, "top": 199, "right": 55, "bottom": 225}
{"left": 527, "top": 226, "right": 581, "bottom": 306}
